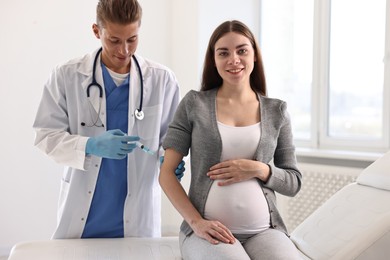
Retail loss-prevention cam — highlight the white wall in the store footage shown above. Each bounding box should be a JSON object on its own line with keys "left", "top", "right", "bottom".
{"left": 0, "top": 0, "right": 259, "bottom": 255}
{"left": 0, "top": 0, "right": 98, "bottom": 254}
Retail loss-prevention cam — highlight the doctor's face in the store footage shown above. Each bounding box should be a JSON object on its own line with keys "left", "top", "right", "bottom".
{"left": 93, "top": 21, "right": 140, "bottom": 74}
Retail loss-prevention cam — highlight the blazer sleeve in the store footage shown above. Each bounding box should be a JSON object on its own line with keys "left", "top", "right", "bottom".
{"left": 263, "top": 101, "right": 302, "bottom": 197}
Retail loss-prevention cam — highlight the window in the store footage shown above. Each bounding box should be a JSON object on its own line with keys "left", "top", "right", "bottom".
{"left": 260, "top": 0, "right": 390, "bottom": 153}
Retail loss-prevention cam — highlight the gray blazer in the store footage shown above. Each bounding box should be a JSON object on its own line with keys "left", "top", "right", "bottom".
{"left": 163, "top": 89, "right": 302, "bottom": 236}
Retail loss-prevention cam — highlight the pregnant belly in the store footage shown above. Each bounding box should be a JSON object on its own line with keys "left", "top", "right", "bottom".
{"left": 204, "top": 179, "right": 270, "bottom": 234}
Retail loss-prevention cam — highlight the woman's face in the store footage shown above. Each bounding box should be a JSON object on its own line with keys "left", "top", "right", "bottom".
{"left": 93, "top": 21, "right": 140, "bottom": 74}
{"left": 214, "top": 32, "right": 256, "bottom": 87}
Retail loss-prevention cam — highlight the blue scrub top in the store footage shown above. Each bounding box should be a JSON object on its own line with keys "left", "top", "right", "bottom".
{"left": 82, "top": 64, "right": 129, "bottom": 238}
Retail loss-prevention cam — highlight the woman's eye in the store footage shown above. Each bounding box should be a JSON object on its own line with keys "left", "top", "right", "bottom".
{"left": 238, "top": 49, "right": 247, "bottom": 55}
{"left": 218, "top": 51, "right": 228, "bottom": 56}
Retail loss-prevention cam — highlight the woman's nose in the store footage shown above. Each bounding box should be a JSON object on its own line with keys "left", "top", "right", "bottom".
{"left": 228, "top": 53, "right": 240, "bottom": 65}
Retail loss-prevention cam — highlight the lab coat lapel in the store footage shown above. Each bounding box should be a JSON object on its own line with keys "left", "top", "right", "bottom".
{"left": 80, "top": 49, "right": 107, "bottom": 128}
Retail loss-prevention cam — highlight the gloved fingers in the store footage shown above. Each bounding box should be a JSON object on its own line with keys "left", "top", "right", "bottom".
{"left": 119, "top": 148, "right": 135, "bottom": 154}
{"left": 175, "top": 160, "right": 185, "bottom": 181}
{"left": 122, "top": 135, "right": 140, "bottom": 143}
{"left": 175, "top": 172, "right": 184, "bottom": 180}
{"left": 175, "top": 166, "right": 185, "bottom": 174}
{"left": 119, "top": 143, "right": 137, "bottom": 153}
{"left": 102, "top": 151, "right": 127, "bottom": 160}
{"left": 108, "top": 129, "right": 126, "bottom": 136}
{"left": 178, "top": 160, "right": 185, "bottom": 169}
{"left": 115, "top": 153, "right": 128, "bottom": 159}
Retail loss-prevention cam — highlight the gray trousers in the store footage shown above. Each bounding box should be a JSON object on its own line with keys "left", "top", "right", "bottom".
{"left": 179, "top": 229, "right": 302, "bottom": 260}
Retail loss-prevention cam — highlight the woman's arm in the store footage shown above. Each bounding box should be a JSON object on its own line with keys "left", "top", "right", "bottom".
{"left": 159, "top": 148, "right": 235, "bottom": 245}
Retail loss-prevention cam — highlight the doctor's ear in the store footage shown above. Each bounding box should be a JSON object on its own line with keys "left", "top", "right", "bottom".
{"left": 92, "top": 24, "right": 101, "bottom": 39}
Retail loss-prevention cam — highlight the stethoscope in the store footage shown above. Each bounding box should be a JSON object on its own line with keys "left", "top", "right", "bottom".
{"left": 84, "top": 48, "right": 144, "bottom": 127}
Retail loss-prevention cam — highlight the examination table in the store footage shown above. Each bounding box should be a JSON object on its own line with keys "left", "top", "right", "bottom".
{"left": 7, "top": 236, "right": 181, "bottom": 260}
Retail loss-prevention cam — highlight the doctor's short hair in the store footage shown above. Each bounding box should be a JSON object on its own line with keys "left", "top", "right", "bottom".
{"left": 201, "top": 20, "right": 267, "bottom": 96}
{"left": 96, "top": 0, "right": 142, "bottom": 27}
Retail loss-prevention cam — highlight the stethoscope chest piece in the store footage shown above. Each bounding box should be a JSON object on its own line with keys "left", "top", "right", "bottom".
{"left": 135, "top": 109, "right": 144, "bottom": 120}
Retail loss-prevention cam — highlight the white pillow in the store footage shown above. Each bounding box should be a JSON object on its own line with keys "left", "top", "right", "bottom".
{"left": 356, "top": 151, "right": 390, "bottom": 191}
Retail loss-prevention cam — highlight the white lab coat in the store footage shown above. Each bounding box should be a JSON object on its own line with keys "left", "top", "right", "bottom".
{"left": 33, "top": 48, "right": 180, "bottom": 239}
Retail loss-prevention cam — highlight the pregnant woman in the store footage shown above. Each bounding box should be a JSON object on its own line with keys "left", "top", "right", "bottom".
{"left": 159, "top": 20, "right": 302, "bottom": 260}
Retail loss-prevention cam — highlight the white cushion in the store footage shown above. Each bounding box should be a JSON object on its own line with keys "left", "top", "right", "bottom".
{"left": 290, "top": 183, "right": 390, "bottom": 260}
{"left": 356, "top": 151, "right": 390, "bottom": 191}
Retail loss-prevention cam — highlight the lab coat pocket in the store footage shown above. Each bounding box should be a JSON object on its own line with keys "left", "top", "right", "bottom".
{"left": 135, "top": 104, "right": 162, "bottom": 140}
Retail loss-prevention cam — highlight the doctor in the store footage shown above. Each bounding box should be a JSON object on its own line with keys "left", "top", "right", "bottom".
{"left": 33, "top": 0, "right": 184, "bottom": 239}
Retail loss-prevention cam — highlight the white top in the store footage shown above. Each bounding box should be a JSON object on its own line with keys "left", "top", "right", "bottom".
{"left": 204, "top": 121, "right": 270, "bottom": 234}
{"left": 105, "top": 66, "right": 129, "bottom": 86}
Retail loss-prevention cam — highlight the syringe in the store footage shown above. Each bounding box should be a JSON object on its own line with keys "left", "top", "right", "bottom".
{"left": 135, "top": 141, "right": 155, "bottom": 155}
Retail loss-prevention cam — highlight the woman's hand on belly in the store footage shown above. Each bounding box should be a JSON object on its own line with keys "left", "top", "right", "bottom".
{"left": 190, "top": 218, "right": 235, "bottom": 245}
{"left": 207, "top": 159, "right": 270, "bottom": 186}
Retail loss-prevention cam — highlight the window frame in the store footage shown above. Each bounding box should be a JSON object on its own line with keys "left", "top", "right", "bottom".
{"left": 261, "top": 0, "right": 390, "bottom": 154}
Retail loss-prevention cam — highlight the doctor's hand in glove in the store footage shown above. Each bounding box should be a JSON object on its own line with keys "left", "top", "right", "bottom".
{"left": 86, "top": 129, "right": 140, "bottom": 159}
{"left": 160, "top": 156, "right": 185, "bottom": 181}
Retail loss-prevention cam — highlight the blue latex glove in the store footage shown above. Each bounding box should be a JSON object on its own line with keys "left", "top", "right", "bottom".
{"left": 160, "top": 156, "right": 185, "bottom": 181}
{"left": 86, "top": 129, "right": 140, "bottom": 159}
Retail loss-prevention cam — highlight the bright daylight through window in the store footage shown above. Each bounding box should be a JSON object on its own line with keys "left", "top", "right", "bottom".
{"left": 260, "top": 0, "right": 389, "bottom": 153}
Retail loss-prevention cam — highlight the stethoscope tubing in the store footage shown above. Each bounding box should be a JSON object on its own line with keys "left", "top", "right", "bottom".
{"left": 131, "top": 53, "right": 143, "bottom": 117}
{"left": 86, "top": 47, "right": 144, "bottom": 121}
